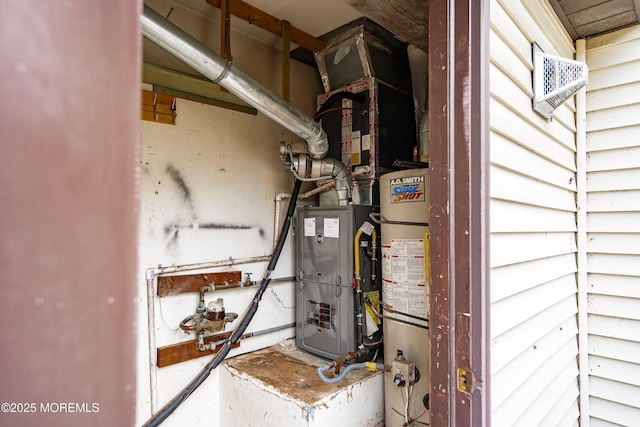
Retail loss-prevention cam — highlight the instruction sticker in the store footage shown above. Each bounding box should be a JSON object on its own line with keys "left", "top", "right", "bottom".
{"left": 362, "top": 134, "right": 371, "bottom": 151}
{"left": 351, "top": 130, "right": 361, "bottom": 165}
{"left": 304, "top": 217, "right": 316, "bottom": 237}
{"left": 381, "top": 239, "right": 429, "bottom": 324}
{"left": 381, "top": 245, "right": 392, "bottom": 306}
{"left": 359, "top": 221, "right": 375, "bottom": 236}
{"left": 324, "top": 218, "right": 340, "bottom": 238}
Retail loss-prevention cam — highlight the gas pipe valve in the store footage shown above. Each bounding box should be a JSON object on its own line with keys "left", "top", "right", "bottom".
{"left": 392, "top": 349, "right": 416, "bottom": 388}
{"left": 393, "top": 372, "right": 407, "bottom": 388}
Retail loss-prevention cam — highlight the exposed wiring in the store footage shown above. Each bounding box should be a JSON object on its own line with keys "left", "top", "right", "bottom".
{"left": 158, "top": 297, "right": 180, "bottom": 333}
{"left": 397, "top": 369, "right": 417, "bottom": 425}
{"left": 269, "top": 287, "right": 295, "bottom": 309}
{"left": 392, "top": 407, "right": 430, "bottom": 427}
{"left": 290, "top": 166, "right": 333, "bottom": 182}
{"left": 407, "top": 384, "right": 414, "bottom": 424}
{"left": 411, "top": 406, "right": 429, "bottom": 423}
{"left": 403, "top": 387, "right": 410, "bottom": 424}
{"left": 314, "top": 107, "right": 366, "bottom": 120}
{"left": 314, "top": 91, "right": 366, "bottom": 122}
{"left": 141, "top": 179, "right": 303, "bottom": 427}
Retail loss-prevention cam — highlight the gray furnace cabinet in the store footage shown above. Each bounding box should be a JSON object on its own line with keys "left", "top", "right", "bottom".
{"left": 295, "top": 205, "right": 381, "bottom": 360}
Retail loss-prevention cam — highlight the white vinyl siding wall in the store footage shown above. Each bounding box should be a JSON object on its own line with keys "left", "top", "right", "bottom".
{"left": 489, "top": 0, "right": 580, "bottom": 425}
{"left": 584, "top": 25, "right": 640, "bottom": 427}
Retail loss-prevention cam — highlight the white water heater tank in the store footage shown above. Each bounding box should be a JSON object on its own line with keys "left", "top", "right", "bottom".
{"left": 380, "top": 168, "right": 430, "bottom": 427}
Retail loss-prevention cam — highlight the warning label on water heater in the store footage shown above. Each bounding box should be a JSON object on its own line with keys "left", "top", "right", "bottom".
{"left": 390, "top": 175, "right": 425, "bottom": 203}
{"left": 381, "top": 239, "right": 428, "bottom": 326}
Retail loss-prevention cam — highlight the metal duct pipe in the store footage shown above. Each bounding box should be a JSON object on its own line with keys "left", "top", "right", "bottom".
{"left": 287, "top": 154, "right": 352, "bottom": 206}
{"left": 317, "top": 157, "right": 351, "bottom": 205}
{"left": 141, "top": 5, "right": 328, "bottom": 159}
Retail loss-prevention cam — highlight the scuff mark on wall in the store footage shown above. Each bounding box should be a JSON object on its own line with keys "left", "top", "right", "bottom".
{"left": 164, "top": 227, "right": 179, "bottom": 248}
{"left": 199, "top": 222, "right": 252, "bottom": 230}
{"left": 161, "top": 222, "right": 265, "bottom": 249}
{"left": 157, "top": 164, "right": 268, "bottom": 248}
{"left": 166, "top": 164, "right": 195, "bottom": 214}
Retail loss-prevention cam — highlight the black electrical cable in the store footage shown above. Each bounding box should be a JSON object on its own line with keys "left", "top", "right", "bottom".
{"left": 314, "top": 91, "right": 366, "bottom": 122}
{"left": 142, "top": 178, "right": 303, "bottom": 427}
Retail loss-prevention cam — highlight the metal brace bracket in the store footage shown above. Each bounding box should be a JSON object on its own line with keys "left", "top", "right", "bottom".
{"left": 302, "top": 405, "right": 315, "bottom": 422}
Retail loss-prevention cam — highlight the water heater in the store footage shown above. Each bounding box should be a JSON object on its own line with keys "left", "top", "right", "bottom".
{"left": 380, "top": 168, "right": 430, "bottom": 426}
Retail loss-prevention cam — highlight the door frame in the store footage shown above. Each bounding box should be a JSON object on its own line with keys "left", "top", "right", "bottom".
{"left": 428, "top": 0, "right": 490, "bottom": 425}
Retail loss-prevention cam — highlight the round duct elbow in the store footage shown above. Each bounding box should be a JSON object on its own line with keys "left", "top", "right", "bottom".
{"left": 306, "top": 134, "right": 329, "bottom": 160}
{"left": 319, "top": 157, "right": 352, "bottom": 206}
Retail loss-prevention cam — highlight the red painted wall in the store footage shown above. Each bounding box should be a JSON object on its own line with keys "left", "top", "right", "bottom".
{"left": 0, "top": 1, "right": 140, "bottom": 426}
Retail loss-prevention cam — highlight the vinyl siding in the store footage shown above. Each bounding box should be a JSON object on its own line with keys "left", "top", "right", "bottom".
{"left": 584, "top": 24, "right": 640, "bottom": 427}
{"left": 490, "top": 0, "right": 580, "bottom": 425}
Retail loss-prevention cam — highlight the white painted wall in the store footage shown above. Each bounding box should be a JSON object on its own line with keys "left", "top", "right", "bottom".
{"left": 489, "top": 0, "right": 581, "bottom": 425}
{"left": 136, "top": 1, "right": 324, "bottom": 425}
{"left": 583, "top": 24, "right": 640, "bottom": 426}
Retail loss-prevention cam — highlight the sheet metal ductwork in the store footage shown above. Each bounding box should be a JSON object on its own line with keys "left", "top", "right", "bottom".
{"left": 286, "top": 154, "right": 352, "bottom": 205}
{"left": 141, "top": 5, "right": 329, "bottom": 160}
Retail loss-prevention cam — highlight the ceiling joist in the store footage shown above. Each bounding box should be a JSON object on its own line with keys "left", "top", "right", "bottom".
{"left": 206, "top": 0, "right": 326, "bottom": 52}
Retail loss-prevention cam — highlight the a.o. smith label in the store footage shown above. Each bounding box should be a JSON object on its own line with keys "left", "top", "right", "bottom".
{"left": 390, "top": 175, "right": 425, "bottom": 203}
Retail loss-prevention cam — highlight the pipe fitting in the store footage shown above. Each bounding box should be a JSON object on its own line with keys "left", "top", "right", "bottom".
{"left": 179, "top": 298, "right": 239, "bottom": 341}
{"left": 288, "top": 154, "right": 352, "bottom": 205}
{"left": 318, "top": 158, "right": 351, "bottom": 205}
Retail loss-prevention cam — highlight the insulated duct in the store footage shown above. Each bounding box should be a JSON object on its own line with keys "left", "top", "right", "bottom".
{"left": 141, "top": 5, "right": 328, "bottom": 159}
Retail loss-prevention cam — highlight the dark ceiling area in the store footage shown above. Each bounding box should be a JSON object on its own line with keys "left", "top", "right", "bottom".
{"left": 546, "top": 0, "right": 639, "bottom": 39}
{"left": 344, "top": 0, "right": 639, "bottom": 53}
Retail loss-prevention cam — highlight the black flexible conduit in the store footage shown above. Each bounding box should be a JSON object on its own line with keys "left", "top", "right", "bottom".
{"left": 314, "top": 91, "right": 366, "bottom": 122}
{"left": 142, "top": 179, "right": 303, "bottom": 427}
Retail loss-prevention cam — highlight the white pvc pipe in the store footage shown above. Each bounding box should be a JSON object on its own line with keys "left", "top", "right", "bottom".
{"left": 144, "top": 254, "right": 273, "bottom": 416}
{"left": 145, "top": 271, "right": 159, "bottom": 415}
{"left": 273, "top": 182, "right": 334, "bottom": 249}
{"left": 146, "top": 255, "right": 271, "bottom": 278}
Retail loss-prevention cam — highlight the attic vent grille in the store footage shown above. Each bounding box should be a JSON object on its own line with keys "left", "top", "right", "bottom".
{"left": 532, "top": 42, "right": 588, "bottom": 120}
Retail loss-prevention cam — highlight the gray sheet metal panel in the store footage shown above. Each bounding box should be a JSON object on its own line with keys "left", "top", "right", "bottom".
{"left": 296, "top": 205, "right": 381, "bottom": 359}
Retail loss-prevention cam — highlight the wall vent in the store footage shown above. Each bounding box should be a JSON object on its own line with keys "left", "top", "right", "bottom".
{"left": 532, "top": 42, "right": 588, "bottom": 120}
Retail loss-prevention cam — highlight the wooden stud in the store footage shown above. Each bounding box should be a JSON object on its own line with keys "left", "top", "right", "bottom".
{"left": 157, "top": 271, "right": 242, "bottom": 296}
{"left": 282, "top": 20, "right": 291, "bottom": 101}
{"left": 156, "top": 332, "right": 239, "bottom": 367}
{"left": 220, "top": 0, "right": 231, "bottom": 60}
